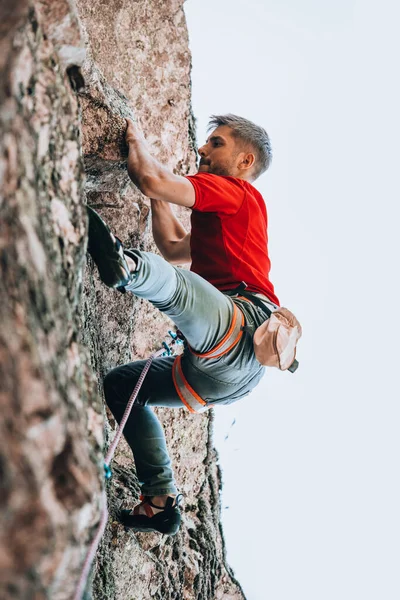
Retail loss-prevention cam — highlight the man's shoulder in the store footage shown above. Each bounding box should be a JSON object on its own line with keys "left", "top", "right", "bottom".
{"left": 191, "top": 173, "right": 263, "bottom": 193}
{"left": 187, "top": 172, "right": 235, "bottom": 183}
{"left": 187, "top": 172, "right": 248, "bottom": 191}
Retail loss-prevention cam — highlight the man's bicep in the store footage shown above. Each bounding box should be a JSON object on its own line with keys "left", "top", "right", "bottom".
{"left": 144, "top": 173, "right": 196, "bottom": 208}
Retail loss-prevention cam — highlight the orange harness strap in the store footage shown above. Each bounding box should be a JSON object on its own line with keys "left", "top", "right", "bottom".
{"left": 172, "top": 355, "right": 208, "bottom": 413}
{"left": 172, "top": 303, "right": 245, "bottom": 413}
{"left": 190, "top": 303, "right": 245, "bottom": 359}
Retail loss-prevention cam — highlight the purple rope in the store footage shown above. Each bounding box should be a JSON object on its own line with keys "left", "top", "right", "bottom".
{"left": 105, "top": 348, "right": 164, "bottom": 467}
{"left": 73, "top": 489, "right": 108, "bottom": 600}
{"left": 73, "top": 347, "right": 166, "bottom": 600}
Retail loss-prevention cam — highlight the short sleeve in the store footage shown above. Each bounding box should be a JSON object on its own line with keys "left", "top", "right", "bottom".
{"left": 185, "top": 173, "right": 245, "bottom": 215}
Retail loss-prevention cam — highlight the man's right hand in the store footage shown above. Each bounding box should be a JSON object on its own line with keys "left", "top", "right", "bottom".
{"left": 125, "top": 118, "right": 146, "bottom": 145}
{"left": 125, "top": 118, "right": 195, "bottom": 208}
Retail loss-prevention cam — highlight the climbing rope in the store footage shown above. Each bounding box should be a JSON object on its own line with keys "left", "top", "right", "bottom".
{"left": 73, "top": 331, "right": 183, "bottom": 600}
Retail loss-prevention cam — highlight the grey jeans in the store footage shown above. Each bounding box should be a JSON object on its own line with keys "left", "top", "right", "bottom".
{"left": 103, "top": 250, "right": 269, "bottom": 496}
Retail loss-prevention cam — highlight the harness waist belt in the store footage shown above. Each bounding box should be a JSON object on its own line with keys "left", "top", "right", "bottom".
{"left": 235, "top": 291, "right": 278, "bottom": 318}
{"left": 222, "top": 283, "right": 278, "bottom": 318}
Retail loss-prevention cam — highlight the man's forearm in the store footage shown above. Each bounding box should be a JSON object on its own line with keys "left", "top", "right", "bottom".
{"left": 125, "top": 119, "right": 195, "bottom": 208}
{"left": 150, "top": 199, "right": 188, "bottom": 258}
{"left": 127, "top": 137, "right": 167, "bottom": 194}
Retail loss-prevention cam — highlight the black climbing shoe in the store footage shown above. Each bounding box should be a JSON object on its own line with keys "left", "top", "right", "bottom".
{"left": 86, "top": 206, "right": 134, "bottom": 289}
{"left": 119, "top": 494, "right": 183, "bottom": 536}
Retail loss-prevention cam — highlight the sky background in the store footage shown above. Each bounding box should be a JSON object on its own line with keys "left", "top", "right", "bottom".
{"left": 184, "top": 1, "right": 400, "bottom": 599}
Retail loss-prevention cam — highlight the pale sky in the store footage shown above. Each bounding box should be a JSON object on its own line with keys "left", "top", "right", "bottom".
{"left": 184, "top": 1, "right": 400, "bottom": 599}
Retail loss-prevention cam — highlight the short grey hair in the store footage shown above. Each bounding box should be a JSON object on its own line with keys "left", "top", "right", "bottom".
{"left": 207, "top": 114, "right": 272, "bottom": 179}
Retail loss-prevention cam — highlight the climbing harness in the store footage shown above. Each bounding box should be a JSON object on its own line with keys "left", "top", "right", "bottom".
{"left": 73, "top": 331, "right": 183, "bottom": 600}
{"left": 172, "top": 303, "right": 245, "bottom": 413}
{"left": 171, "top": 283, "right": 302, "bottom": 412}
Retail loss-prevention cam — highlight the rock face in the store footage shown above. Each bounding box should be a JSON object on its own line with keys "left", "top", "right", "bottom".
{"left": 0, "top": 1, "right": 246, "bottom": 599}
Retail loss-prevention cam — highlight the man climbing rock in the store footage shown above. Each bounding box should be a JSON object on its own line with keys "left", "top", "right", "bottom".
{"left": 87, "top": 114, "right": 293, "bottom": 535}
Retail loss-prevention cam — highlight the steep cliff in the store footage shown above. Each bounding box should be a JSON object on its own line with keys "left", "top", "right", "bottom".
{"left": 0, "top": 1, "right": 246, "bottom": 598}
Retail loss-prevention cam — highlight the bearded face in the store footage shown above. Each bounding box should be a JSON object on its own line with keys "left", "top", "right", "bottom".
{"left": 197, "top": 125, "right": 250, "bottom": 179}
{"left": 198, "top": 153, "right": 240, "bottom": 177}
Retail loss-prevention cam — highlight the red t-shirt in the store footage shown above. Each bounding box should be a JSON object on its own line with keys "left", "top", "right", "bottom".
{"left": 186, "top": 173, "right": 280, "bottom": 306}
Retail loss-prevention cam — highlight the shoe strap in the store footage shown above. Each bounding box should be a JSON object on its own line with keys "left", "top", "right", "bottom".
{"left": 141, "top": 493, "right": 183, "bottom": 512}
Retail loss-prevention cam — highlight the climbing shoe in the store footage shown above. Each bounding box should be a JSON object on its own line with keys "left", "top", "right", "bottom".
{"left": 119, "top": 494, "right": 183, "bottom": 536}
{"left": 86, "top": 206, "right": 134, "bottom": 289}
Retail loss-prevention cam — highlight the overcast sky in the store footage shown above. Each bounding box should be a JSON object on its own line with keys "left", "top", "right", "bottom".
{"left": 184, "top": 1, "right": 400, "bottom": 598}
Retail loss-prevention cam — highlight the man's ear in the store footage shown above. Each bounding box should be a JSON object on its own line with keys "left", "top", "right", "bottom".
{"left": 238, "top": 151, "right": 256, "bottom": 172}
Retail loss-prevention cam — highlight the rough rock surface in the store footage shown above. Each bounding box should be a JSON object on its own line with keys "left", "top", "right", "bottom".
{"left": 0, "top": 2, "right": 102, "bottom": 598}
{"left": 0, "top": 1, "right": 246, "bottom": 598}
